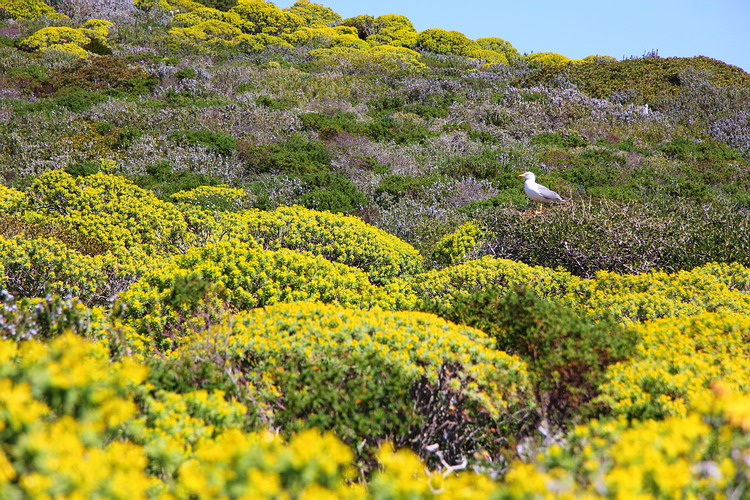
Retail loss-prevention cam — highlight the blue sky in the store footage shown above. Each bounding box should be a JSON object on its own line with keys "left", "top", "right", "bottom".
{"left": 276, "top": 0, "right": 750, "bottom": 72}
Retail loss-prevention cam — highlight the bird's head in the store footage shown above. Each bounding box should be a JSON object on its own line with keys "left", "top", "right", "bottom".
{"left": 518, "top": 172, "right": 536, "bottom": 181}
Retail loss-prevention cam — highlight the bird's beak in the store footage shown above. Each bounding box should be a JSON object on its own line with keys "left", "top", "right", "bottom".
{"left": 517, "top": 174, "right": 525, "bottom": 177}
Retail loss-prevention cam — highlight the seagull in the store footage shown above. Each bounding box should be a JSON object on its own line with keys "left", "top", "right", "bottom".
{"left": 518, "top": 171, "right": 565, "bottom": 211}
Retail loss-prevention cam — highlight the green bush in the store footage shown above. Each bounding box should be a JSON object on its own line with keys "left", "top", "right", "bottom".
{"left": 50, "top": 89, "right": 108, "bottom": 113}
{"left": 65, "top": 160, "right": 100, "bottom": 177}
{"left": 238, "top": 134, "right": 332, "bottom": 175}
{"left": 169, "top": 129, "right": 236, "bottom": 155}
{"left": 300, "top": 111, "right": 436, "bottom": 144}
{"left": 531, "top": 132, "right": 587, "bottom": 148}
{"left": 374, "top": 174, "right": 442, "bottom": 202}
{"left": 298, "top": 172, "right": 366, "bottom": 214}
{"left": 132, "top": 161, "right": 225, "bottom": 200}
{"left": 422, "top": 286, "right": 637, "bottom": 425}
{"left": 521, "top": 56, "right": 750, "bottom": 105}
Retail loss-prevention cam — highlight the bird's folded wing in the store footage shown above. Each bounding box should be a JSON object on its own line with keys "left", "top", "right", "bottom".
{"left": 538, "top": 185, "right": 563, "bottom": 200}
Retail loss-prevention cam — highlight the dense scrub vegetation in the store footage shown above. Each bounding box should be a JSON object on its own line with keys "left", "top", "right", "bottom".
{"left": 1, "top": 0, "right": 750, "bottom": 498}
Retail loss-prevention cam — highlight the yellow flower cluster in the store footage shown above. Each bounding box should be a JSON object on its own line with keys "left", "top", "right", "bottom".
{"left": 19, "top": 19, "right": 114, "bottom": 58}
{"left": 23, "top": 170, "right": 188, "bottom": 269}
{"left": 119, "top": 239, "right": 404, "bottom": 351}
{"left": 430, "top": 220, "right": 486, "bottom": 268}
{"left": 0, "top": 185, "right": 24, "bottom": 215}
{"left": 500, "top": 384, "right": 750, "bottom": 498}
{"left": 0, "top": 235, "right": 135, "bottom": 305}
{"left": 561, "top": 261, "right": 750, "bottom": 322}
{"left": 134, "top": 389, "right": 249, "bottom": 476}
{"left": 405, "top": 255, "right": 579, "bottom": 308}
{"left": 0, "top": 333, "right": 155, "bottom": 499}
{"left": 222, "top": 205, "right": 424, "bottom": 285}
{"left": 178, "top": 301, "right": 530, "bottom": 421}
{"left": 0, "top": 0, "right": 58, "bottom": 20}
{"left": 171, "top": 185, "right": 251, "bottom": 212}
{"left": 596, "top": 312, "right": 750, "bottom": 419}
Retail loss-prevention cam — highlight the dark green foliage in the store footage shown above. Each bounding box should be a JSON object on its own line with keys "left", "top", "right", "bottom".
{"left": 5, "top": 64, "right": 49, "bottom": 95}
{"left": 169, "top": 129, "right": 236, "bottom": 155}
{"left": 132, "top": 161, "right": 225, "bottom": 199}
{"left": 367, "top": 92, "right": 458, "bottom": 119}
{"left": 174, "top": 67, "right": 197, "bottom": 80}
{"left": 298, "top": 172, "right": 366, "bottom": 213}
{"left": 521, "top": 56, "right": 750, "bottom": 106}
{"left": 253, "top": 95, "right": 294, "bottom": 110}
{"left": 475, "top": 200, "right": 750, "bottom": 278}
{"left": 375, "top": 174, "right": 442, "bottom": 202}
{"left": 238, "top": 134, "right": 332, "bottom": 175}
{"left": 300, "top": 111, "right": 436, "bottom": 144}
{"left": 48, "top": 56, "right": 157, "bottom": 95}
{"left": 422, "top": 286, "right": 637, "bottom": 425}
{"left": 439, "top": 150, "right": 517, "bottom": 181}
{"left": 51, "top": 89, "right": 108, "bottom": 113}
{"left": 659, "top": 137, "right": 741, "bottom": 164}
{"left": 65, "top": 160, "right": 100, "bottom": 177}
{"left": 531, "top": 132, "right": 587, "bottom": 148}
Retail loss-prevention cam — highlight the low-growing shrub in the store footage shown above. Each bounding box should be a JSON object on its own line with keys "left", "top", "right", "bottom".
{"left": 132, "top": 161, "right": 225, "bottom": 200}
{"left": 25, "top": 170, "right": 189, "bottom": 264}
{"left": 220, "top": 205, "right": 424, "bottom": 285}
{"left": 429, "top": 220, "right": 485, "bottom": 268}
{"left": 153, "top": 301, "right": 533, "bottom": 470}
{"left": 238, "top": 133, "right": 332, "bottom": 175}
{"left": 422, "top": 286, "right": 637, "bottom": 425}
{"left": 169, "top": 129, "right": 236, "bottom": 155}
{"left": 476, "top": 200, "right": 750, "bottom": 277}
{"left": 0, "top": 236, "right": 137, "bottom": 305}
{"left": 117, "top": 239, "right": 402, "bottom": 350}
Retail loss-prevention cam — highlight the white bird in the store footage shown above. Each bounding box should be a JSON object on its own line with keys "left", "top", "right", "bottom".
{"left": 518, "top": 171, "right": 565, "bottom": 209}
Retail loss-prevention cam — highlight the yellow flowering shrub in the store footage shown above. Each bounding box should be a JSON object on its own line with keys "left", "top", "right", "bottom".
{"left": 19, "top": 20, "right": 113, "bottom": 57}
{"left": 234, "top": 32, "right": 293, "bottom": 51}
{"left": 171, "top": 185, "right": 251, "bottom": 212}
{"left": 230, "top": 0, "right": 304, "bottom": 36}
{"left": 174, "top": 428, "right": 359, "bottom": 499}
{"left": 134, "top": 389, "right": 249, "bottom": 476}
{"left": 525, "top": 52, "right": 572, "bottom": 65}
{"left": 169, "top": 19, "right": 245, "bottom": 47}
{"left": 285, "top": 0, "right": 342, "bottom": 28}
{"left": 596, "top": 312, "right": 750, "bottom": 419}
{"left": 282, "top": 25, "right": 365, "bottom": 49}
{"left": 118, "top": 239, "right": 401, "bottom": 350}
{"left": 499, "top": 384, "right": 750, "bottom": 498}
{"left": 0, "top": 236, "right": 137, "bottom": 306}
{"left": 25, "top": 170, "right": 188, "bottom": 267}
{"left": 367, "top": 14, "right": 418, "bottom": 48}
{"left": 19, "top": 26, "right": 92, "bottom": 57}
{"left": 0, "top": 0, "right": 56, "bottom": 19}
{"left": 172, "top": 6, "right": 245, "bottom": 29}
{"left": 561, "top": 262, "right": 750, "bottom": 322}
{"left": 430, "top": 220, "right": 486, "bottom": 268}
{"left": 476, "top": 36, "right": 521, "bottom": 61}
{"left": 0, "top": 333, "right": 155, "bottom": 499}
{"left": 221, "top": 205, "right": 424, "bottom": 285}
{"left": 405, "top": 255, "right": 580, "bottom": 308}
{"left": 165, "top": 301, "right": 532, "bottom": 469}
{"left": 310, "top": 45, "right": 426, "bottom": 72}
{"left": 133, "top": 0, "right": 171, "bottom": 10}
{"left": 0, "top": 185, "right": 24, "bottom": 215}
